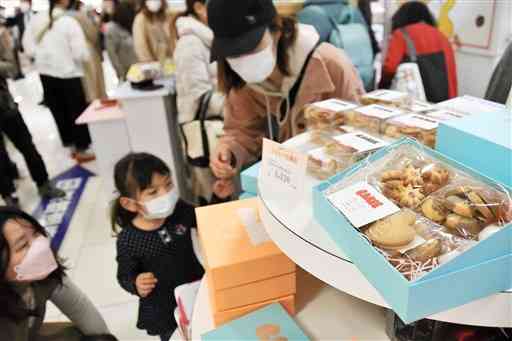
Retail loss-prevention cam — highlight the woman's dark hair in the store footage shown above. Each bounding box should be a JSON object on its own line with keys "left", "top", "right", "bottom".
{"left": 0, "top": 206, "right": 65, "bottom": 322}
{"left": 111, "top": 153, "right": 171, "bottom": 235}
{"left": 391, "top": 1, "right": 437, "bottom": 32}
{"left": 141, "top": 0, "right": 168, "bottom": 22}
{"left": 171, "top": 0, "right": 206, "bottom": 39}
{"left": 112, "top": 1, "right": 136, "bottom": 33}
{"left": 217, "top": 15, "right": 298, "bottom": 94}
{"left": 48, "top": 0, "right": 58, "bottom": 29}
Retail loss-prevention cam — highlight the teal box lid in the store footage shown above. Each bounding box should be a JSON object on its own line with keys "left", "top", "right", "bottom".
{"left": 437, "top": 109, "right": 512, "bottom": 187}
{"left": 241, "top": 163, "right": 260, "bottom": 194}
{"left": 202, "top": 303, "right": 309, "bottom": 341}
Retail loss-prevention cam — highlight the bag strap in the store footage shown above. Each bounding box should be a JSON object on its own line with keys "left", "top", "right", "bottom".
{"left": 400, "top": 28, "right": 417, "bottom": 63}
{"left": 36, "top": 11, "right": 67, "bottom": 44}
{"left": 195, "top": 90, "right": 213, "bottom": 122}
{"left": 282, "top": 42, "right": 320, "bottom": 116}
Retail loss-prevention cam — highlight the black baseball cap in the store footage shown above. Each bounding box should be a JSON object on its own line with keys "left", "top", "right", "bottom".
{"left": 208, "top": 0, "right": 277, "bottom": 61}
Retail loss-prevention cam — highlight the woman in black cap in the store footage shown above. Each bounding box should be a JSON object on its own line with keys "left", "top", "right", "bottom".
{"left": 207, "top": 0, "right": 365, "bottom": 197}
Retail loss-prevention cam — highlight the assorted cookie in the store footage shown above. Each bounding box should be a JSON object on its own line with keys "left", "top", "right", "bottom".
{"left": 379, "top": 162, "right": 451, "bottom": 208}
{"left": 365, "top": 210, "right": 417, "bottom": 250}
{"left": 420, "top": 184, "right": 510, "bottom": 239}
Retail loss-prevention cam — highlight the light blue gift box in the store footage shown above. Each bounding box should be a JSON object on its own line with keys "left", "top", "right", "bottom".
{"left": 436, "top": 109, "right": 512, "bottom": 188}
{"left": 241, "top": 163, "right": 260, "bottom": 195}
{"left": 239, "top": 192, "right": 257, "bottom": 200}
{"left": 313, "top": 138, "right": 512, "bottom": 323}
{"left": 202, "top": 303, "right": 310, "bottom": 341}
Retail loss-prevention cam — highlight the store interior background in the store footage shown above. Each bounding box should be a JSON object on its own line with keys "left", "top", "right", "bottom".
{"left": 1, "top": 0, "right": 511, "bottom": 340}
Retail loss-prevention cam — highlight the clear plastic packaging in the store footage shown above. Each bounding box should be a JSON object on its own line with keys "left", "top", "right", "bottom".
{"left": 304, "top": 99, "right": 358, "bottom": 131}
{"left": 345, "top": 104, "right": 405, "bottom": 134}
{"left": 324, "top": 142, "right": 512, "bottom": 281}
{"left": 307, "top": 132, "right": 388, "bottom": 180}
{"left": 361, "top": 90, "right": 411, "bottom": 107}
{"left": 381, "top": 113, "right": 440, "bottom": 148}
{"left": 418, "top": 179, "right": 512, "bottom": 240}
{"left": 362, "top": 209, "right": 473, "bottom": 281}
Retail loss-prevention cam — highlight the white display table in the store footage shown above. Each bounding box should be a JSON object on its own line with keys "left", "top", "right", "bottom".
{"left": 77, "top": 100, "right": 131, "bottom": 196}
{"left": 257, "top": 133, "right": 512, "bottom": 328}
{"left": 191, "top": 270, "right": 390, "bottom": 340}
{"left": 109, "top": 78, "right": 191, "bottom": 200}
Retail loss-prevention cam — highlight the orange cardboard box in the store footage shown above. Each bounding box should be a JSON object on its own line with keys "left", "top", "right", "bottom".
{"left": 213, "top": 294, "right": 296, "bottom": 327}
{"left": 208, "top": 271, "right": 296, "bottom": 312}
{"left": 196, "top": 199, "right": 296, "bottom": 291}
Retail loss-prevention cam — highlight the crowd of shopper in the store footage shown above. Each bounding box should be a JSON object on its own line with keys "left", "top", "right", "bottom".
{"left": 0, "top": 0, "right": 510, "bottom": 339}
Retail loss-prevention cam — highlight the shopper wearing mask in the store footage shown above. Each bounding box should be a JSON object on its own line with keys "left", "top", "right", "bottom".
{"left": 111, "top": 153, "right": 204, "bottom": 341}
{"left": 133, "top": 0, "right": 174, "bottom": 63}
{"left": 0, "top": 207, "right": 117, "bottom": 341}
{"left": 23, "top": 0, "right": 95, "bottom": 163}
{"left": 105, "top": 1, "right": 137, "bottom": 82}
{"left": 207, "top": 0, "right": 364, "bottom": 196}
{"left": 173, "top": 0, "right": 225, "bottom": 203}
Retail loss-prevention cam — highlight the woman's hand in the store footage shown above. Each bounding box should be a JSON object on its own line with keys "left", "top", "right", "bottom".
{"left": 135, "top": 273, "right": 158, "bottom": 298}
{"left": 210, "top": 145, "right": 237, "bottom": 179}
{"left": 213, "top": 179, "right": 235, "bottom": 199}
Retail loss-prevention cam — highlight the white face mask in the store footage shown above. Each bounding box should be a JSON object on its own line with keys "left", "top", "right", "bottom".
{"left": 146, "top": 0, "right": 162, "bottom": 13}
{"left": 20, "top": 2, "right": 31, "bottom": 13}
{"left": 142, "top": 188, "right": 178, "bottom": 219}
{"left": 227, "top": 41, "right": 276, "bottom": 84}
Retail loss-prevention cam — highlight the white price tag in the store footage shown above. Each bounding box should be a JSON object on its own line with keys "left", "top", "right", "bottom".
{"left": 425, "top": 109, "right": 465, "bottom": 121}
{"left": 390, "top": 114, "right": 440, "bottom": 130}
{"left": 260, "top": 139, "right": 308, "bottom": 197}
{"left": 365, "top": 90, "right": 407, "bottom": 102}
{"left": 312, "top": 99, "right": 358, "bottom": 112}
{"left": 355, "top": 104, "right": 404, "bottom": 120}
{"left": 333, "top": 132, "right": 388, "bottom": 153}
{"left": 410, "top": 100, "right": 434, "bottom": 112}
{"left": 327, "top": 181, "right": 400, "bottom": 228}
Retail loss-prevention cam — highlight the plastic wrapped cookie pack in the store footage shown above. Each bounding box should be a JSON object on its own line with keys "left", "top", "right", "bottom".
{"left": 325, "top": 142, "right": 512, "bottom": 281}
{"left": 307, "top": 131, "right": 388, "bottom": 180}
{"left": 360, "top": 90, "right": 412, "bottom": 108}
{"left": 345, "top": 104, "right": 405, "bottom": 134}
{"left": 381, "top": 113, "right": 440, "bottom": 148}
{"left": 304, "top": 99, "right": 358, "bottom": 132}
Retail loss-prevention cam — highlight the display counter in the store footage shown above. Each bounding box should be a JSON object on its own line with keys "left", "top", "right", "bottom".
{"left": 257, "top": 133, "right": 511, "bottom": 328}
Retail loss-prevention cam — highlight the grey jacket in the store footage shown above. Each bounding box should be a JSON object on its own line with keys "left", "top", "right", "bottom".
{"left": 485, "top": 42, "right": 512, "bottom": 105}
{"left": 0, "top": 275, "right": 110, "bottom": 341}
{"left": 0, "top": 30, "right": 19, "bottom": 120}
{"left": 105, "top": 22, "right": 137, "bottom": 81}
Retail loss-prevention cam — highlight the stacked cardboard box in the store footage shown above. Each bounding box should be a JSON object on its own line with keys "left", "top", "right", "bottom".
{"left": 196, "top": 198, "right": 297, "bottom": 326}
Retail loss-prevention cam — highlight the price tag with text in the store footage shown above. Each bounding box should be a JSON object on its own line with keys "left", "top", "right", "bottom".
{"left": 327, "top": 181, "right": 400, "bottom": 228}
{"left": 260, "top": 139, "right": 308, "bottom": 197}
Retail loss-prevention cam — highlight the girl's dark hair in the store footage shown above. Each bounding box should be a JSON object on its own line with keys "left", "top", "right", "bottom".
{"left": 217, "top": 15, "right": 298, "bottom": 94}
{"left": 112, "top": 1, "right": 136, "bottom": 33}
{"left": 391, "top": 1, "right": 437, "bottom": 32}
{"left": 0, "top": 206, "right": 65, "bottom": 322}
{"left": 111, "top": 153, "right": 171, "bottom": 235}
{"left": 172, "top": 0, "right": 206, "bottom": 39}
{"left": 141, "top": 0, "right": 168, "bottom": 22}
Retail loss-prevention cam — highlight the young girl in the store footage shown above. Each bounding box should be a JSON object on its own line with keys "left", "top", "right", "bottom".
{"left": 111, "top": 153, "right": 204, "bottom": 341}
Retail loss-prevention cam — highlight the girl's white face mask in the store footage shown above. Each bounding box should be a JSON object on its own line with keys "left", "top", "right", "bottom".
{"left": 146, "top": 0, "right": 162, "bottom": 13}
{"left": 15, "top": 236, "right": 58, "bottom": 282}
{"left": 141, "top": 189, "right": 178, "bottom": 219}
{"left": 227, "top": 41, "right": 276, "bottom": 84}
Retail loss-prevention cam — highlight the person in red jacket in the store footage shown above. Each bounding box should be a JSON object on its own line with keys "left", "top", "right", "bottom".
{"left": 379, "top": 1, "right": 457, "bottom": 102}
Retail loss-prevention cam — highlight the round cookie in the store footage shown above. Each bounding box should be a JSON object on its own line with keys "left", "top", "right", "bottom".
{"left": 366, "top": 210, "right": 417, "bottom": 249}
{"left": 421, "top": 197, "right": 447, "bottom": 223}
